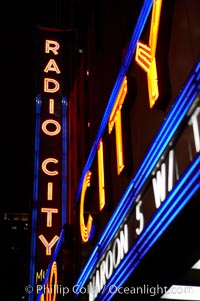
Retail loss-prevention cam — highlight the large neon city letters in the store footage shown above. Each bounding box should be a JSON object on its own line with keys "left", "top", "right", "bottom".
{"left": 79, "top": 0, "right": 161, "bottom": 241}
{"left": 38, "top": 39, "right": 61, "bottom": 256}
{"left": 79, "top": 0, "right": 163, "bottom": 242}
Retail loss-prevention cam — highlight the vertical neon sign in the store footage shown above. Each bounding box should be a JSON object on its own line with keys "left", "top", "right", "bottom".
{"left": 29, "top": 29, "right": 67, "bottom": 300}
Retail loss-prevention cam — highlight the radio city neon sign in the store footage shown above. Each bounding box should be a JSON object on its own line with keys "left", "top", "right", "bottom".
{"left": 80, "top": 0, "right": 163, "bottom": 242}
{"left": 38, "top": 39, "right": 62, "bottom": 256}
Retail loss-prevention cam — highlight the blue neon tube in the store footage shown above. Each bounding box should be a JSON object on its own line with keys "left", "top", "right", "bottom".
{"left": 28, "top": 95, "right": 41, "bottom": 301}
{"left": 62, "top": 96, "right": 67, "bottom": 226}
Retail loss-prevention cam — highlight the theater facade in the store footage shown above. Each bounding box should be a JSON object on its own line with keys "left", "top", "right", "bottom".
{"left": 29, "top": 0, "right": 200, "bottom": 300}
{"left": 72, "top": 0, "right": 200, "bottom": 300}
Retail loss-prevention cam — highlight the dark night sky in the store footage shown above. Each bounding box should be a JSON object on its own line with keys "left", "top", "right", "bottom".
{"left": 1, "top": 0, "right": 86, "bottom": 213}
{"left": 1, "top": 2, "right": 37, "bottom": 213}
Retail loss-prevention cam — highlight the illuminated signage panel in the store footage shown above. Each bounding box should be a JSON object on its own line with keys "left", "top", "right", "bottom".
{"left": 29, "top": 29, "right": 67, "bottom": 301}
{"left": 36, "top": 34, "right": 63, "bottom": 278}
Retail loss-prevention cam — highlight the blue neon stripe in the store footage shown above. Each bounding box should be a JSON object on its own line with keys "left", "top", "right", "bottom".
{"left": 75, "top": 0, "right": 154, "bottom": 201}
{"left": 62, "top": 96, "right": 67, "bottom": 226}
{"left": 75, "top": 59, "right": 200, "bottom": 292}
{"left": 98, "top": 157, "right": 200, "bottom": 300}
{"left": 29, "top": 95, "right": 42, "bottom": 301}
{"left": 79, "top": 254, "right": 100, "bottom": 290}
{"left": 196, "top": 60, "right": 200, "bottom": 80}
{"left": 195, "top": 60, "right": 200, "bottom": 72}
{"left": 36, "top": 229, "right": 64, "bottom": 301}
{"left": 75, "top": 246, "right": 99, "bottom": 291}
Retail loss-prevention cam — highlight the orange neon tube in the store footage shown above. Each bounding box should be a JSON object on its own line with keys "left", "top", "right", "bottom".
{"left": 135, "top": 0, "right": 162, "bottom": 108}
{"left": 80, "top": 171, "right": 93, "bottom": 242}
{"left": 108, "top": 76, "right": 127, "bottom": 174}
